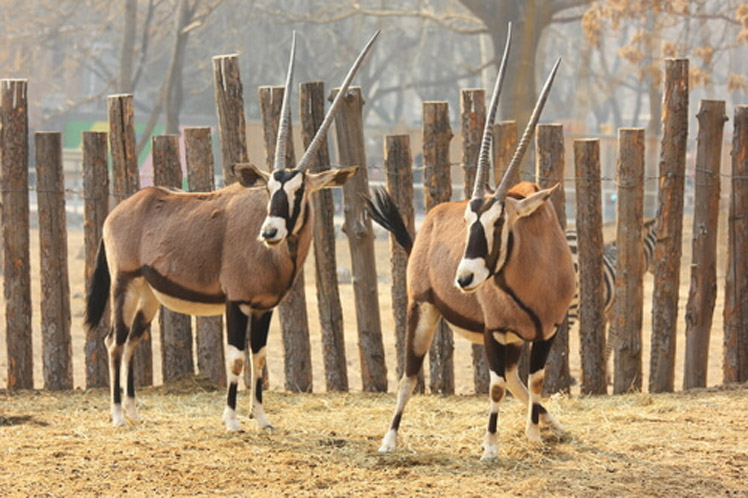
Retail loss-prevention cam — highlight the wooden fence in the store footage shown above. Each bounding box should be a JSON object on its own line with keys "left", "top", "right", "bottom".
{"left": 2, "top": 57, "right": 747, "bottom": 395}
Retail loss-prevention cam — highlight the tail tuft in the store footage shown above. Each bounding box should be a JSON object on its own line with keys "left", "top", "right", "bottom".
{"left": 85, "top": 240, "right": 111, "bottom": 330}
{"left": 364, "top": 187, "right": 414, "bottom": 255}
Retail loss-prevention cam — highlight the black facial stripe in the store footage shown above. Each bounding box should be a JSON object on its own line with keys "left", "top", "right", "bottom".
{"left": 465, "top": 220, "right": 488, "bottom": 259}
{"left": 288, "top": 180, "right": 305, "bottom": 232}
{"left": 268, "top": 170, "right": 305, "bottom": 232}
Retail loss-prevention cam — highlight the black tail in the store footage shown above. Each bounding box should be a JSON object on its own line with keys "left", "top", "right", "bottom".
{"left": 85, "top": 240, "right": 111, "bottom": 330}
{"left": 364, "top": 187, "right": 414, "bottom": 255}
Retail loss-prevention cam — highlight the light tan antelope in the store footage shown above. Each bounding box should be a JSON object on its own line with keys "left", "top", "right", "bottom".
{"left": 367, "top": 27, "right": 575, "bottom": 460}
{"left": 85, "top": 31, "right": 379, "bottom": 430}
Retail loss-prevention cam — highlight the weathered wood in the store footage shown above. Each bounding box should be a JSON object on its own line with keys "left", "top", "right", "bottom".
{"left": 493, "top": 120, "right": 518, "bottom": 188}
{"left": 300, "top": 81, "right": 348, "bottom": 392}
{"left": 2, "top": 79, "right": 33, "bottom": 389}
{"left": 35, "top": 132, "right": 73, "bottom": 390}
{"left": 612, "top": 128, "right": 646, "bottom": 394}
{"left": 460, "top": 88, "right": 489, "bottom": 394}
{"left": 184, "top": 127, "right": 226, "bottom": 387}
{"left": 383, "top": 135, "right": 416, "bottom": 388}
{"left": 108, "top": 93, "right": 152, "bottom": 386}
{"left": 212, "top": 54, "right": 248, "bottom": 185}
{"left": 83, "top": 131, "right": 110, "bottom": 388}
{"left": 684, "top": 101, "right": 726, "bottom": 389}
{"left": 723, "top": 105, "right": 748, "bottom": 383}
{"left": 152, "top": 134, "right": 195, "bottom": 382}
{"left": 331, "top": 87, "right": 387, "bottom": 392}
{"left": 535, "top": 123, "right": 570, "bottom": 395}
{"left": 574, "top": 139, "right": 607, "bottom": 395}
{"left": 258, "top": 86, "right": 313, "bottom": 393}
{"left": 422, "top": 101, "right": 453, "bottom": 395}
{"left": 650, "top": 59, "right": 688, "bottom": 393}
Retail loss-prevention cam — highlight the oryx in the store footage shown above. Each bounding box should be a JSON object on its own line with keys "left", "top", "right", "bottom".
{"left": 85, "top": 31, "right": 379, "bottom": 430}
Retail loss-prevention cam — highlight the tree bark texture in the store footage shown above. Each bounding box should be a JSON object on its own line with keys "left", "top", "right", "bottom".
{"left": 83, "top": 131, "right": 110, "bottom": 388}
{"left": 612, "top": 128, "right": 645, "bottom": 394}
{"left": 535, "top": 123, "right": 570, "bottom": 395}
{"left": 684, "top": 100, "right": 726, "bottom": 389}
{"left": 460, "top": 88, "right": 489, "bottom": 394}
{"left": 300, "top": 81, "right": 348, "bottom": 392}
{"left": 650, "top": 59, "right": 688, "bottom": 393}
{"left": 152, "top": 135, "right": 195, "bottom": 382}
{"left": 723, "top": 106, "right": 748, "bottom": 383}
{"left": 258, "top": 86, "right": 313, "bottom": 393}
{"left": 2, "top": 79, "right": 33, "bottom": 389}
{"left": 184, "top": 127, "right": 226, "bottom": 388}
{"left": 332, "top": 87, "right": 387, "bottom": 393}
{"left": 422, "top": 101, "right": 454, "bottom": 394}
{"left": 212, "top": 54, "right": 248, "bottom": 185}
{"left": 493, "top": 120, "right": 518, "bottom": 188}
{"left": 35, "top": 132, "right": 73, "bottom": 390}
{"left": 574, "top": 139, "right": 607, "bottom": 395}
{"left": 108, "top": 93, "right": 152, "bottom": 386}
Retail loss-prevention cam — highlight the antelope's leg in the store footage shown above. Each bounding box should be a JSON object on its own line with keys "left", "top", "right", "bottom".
{"left": 379, "top": 301, "right": 440, "bottom": 453}
{"left": 249, "top": 310, "right": 273, "bottom": 430}
{"left": 504, "top": 343, "right": 528, "bottom": 406}
{"left": 106, "top": 275, "right": 138, "bottom": 427}
{"left": 223, "top": 301, "right": 249, "bottom": 432}
{"left": 526, "top": 334, "right": 563, "bottom": 442}
{"left": 481, "top": 330, "right": 508, "bottom": 461}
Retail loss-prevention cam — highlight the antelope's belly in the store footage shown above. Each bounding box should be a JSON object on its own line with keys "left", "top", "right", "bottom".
{"left": 150, "top": 288, "right": 225, "bottom": 316}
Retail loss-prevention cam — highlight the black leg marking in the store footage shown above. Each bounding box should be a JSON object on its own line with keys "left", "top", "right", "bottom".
{"left": 488, "top": 412, "right": 498, "bottom": 434}
{"left": 226, "top": 302, "right": 250, "bottom": 350}
{"left": 255, "top": 378, "right": 263, "bottom": 405}
{"left": 250, "top": 311, "right": 272, "bottom": 354}
{"left": 227, "top": 382, "right": 238, "bottom": 410}
{"left": 530, "top": 335, "right": 556, "bottom": 374}
{"left": 531, "top": 404, "right": 548, "bottom": 425}
{"left": 391, "top": 412, "right": 402, "bottom": 431}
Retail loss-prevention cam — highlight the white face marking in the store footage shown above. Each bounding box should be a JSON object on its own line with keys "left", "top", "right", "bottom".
{"left": 455, "top": 201, "right": 506, "bottom": 293}
{"left": 261, "top": 173, "right": 306, "bottom": 245}
{"left": 259, "top": 215, "right": 288, "bottom": 246}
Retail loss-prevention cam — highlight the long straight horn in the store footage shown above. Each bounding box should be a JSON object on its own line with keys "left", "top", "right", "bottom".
{"left": 295, "top": 30, "right": 380, "bottom": 171}
{"left": 273, "top": 31, "right": 296, "bottom": 171}
{"left": 495, "top": 57, "right": 561, "bottom": 200}
{"left": 472, "top": 23, "right": 512, "bottom": 199}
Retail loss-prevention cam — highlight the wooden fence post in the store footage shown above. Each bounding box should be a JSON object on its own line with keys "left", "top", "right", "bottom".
{"left": 212, "top": 54, "right": 248, "bottom": 185}
{"left": 423, "top": 101, "right": 454, "bottom": 394}
{"left": 300, "top": 81, "right": 348, "bottom": 392}
{"left": 461, "top": 88, "right": 489, "bottom": 394}
{"left": 574, "top": 139, "right": 607, "bottom": 395}
{"left": 152, "top": 134, "right": 195, "bottom": 382}
{"left": 612, "top": 128, "right": 646, "bottom": 394}
{"left": 383, "top": 134, "right": 416, "bottom": 388}
{"left": 536, "top": 123, "right": 570, "bottom": 395}
{"left": 650, "top": 59, "right": 688, "bottom": 393}
{"left": 108, "top": 93, "right": 152, "bottom": 386}
{"left": 2, "top": 79, "right": 33, "bottom": 389}
{"left": 332, "top": 86, "right": 387, "bottom": 392}
{"left": 83, "top": 131, "right": 110, "bottom": 388}
{"left": 258, "top": 86, "right": 313, "bottom": 393}
{"left": 684, "top": 100, "right": 727, "bottom": 389}
{"left": 35, "top": 132, "right": 73, "bottom": 390}
{"left": 493, "top": 120, "right": 518, "bottom": 187}
{"left": 723, "top": 105, "right": 748, "bottom": 383}
{"left": 184, "top": 127, "right": 226, "bottom": 387}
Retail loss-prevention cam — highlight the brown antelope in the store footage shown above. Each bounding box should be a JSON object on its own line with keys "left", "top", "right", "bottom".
{"left": 367, "top": 27, "right": 575, "bottom": 460}
{"left": 85, "top": 31, "right": 379, "bottom": 430}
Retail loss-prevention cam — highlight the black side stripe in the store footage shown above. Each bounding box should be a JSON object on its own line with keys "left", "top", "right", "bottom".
{"left": 495, "top": 271, "right": 544, "bottom": 340}
{"left": 141, "top": 265, "right": 225, "bottom": 304}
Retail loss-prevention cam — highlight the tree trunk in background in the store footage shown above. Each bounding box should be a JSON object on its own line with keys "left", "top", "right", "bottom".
{"left": 212, "top": 54, "right": 248, "bottom": 185}
{"left": 493, "top": 121, "right": 518, "bottom": 187}
{"left": 119, "top": 0, "right": 137, "bottom": 93}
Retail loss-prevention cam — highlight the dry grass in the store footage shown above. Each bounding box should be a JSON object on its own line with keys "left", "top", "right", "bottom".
{"left": 1, "top": 382, "right": 747, "bottom": 496}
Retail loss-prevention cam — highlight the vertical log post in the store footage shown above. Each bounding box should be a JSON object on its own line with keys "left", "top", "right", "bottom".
{"left": 2, "top": 79, "right": 33, "bottom": 389}
{"left": 35, "top": 132, "right": 73, "bottom": 390}
{"left": 212, "top": 54, "right": 248, "bottom": 185}
{"left": 723, "top": 105, "right": 748, "bottom": 383}
{"left": 460, "top": 88, "right": 489, "bottom": 394}
{"left": 536, "top": 124, "right": 570, "bottom": 395}
{"left": 493, "top": 120, "right": 518, "bottom": 188}
{"left": 300, "top": 81, "right": 348, "bottom": 392}
{"left": 683, "top": 100, "right": 727, "bottom": 389}
{"left": 423, "top": 101, "right": 454, "bottom": 394}
{"left": 184, "top": 127, "right": 225, "bottom": 387}
{"left": 83, "top": 131, "right": 110, "bottom": 388}
{"left": 152, "top": 134, "right": 195, "bottom": 382}
{"left": 650, "top": 59, "right": 688, "bottom": 393}
{"left": 383, "top": 134, "right": 416, "bottom": 387}
{"left": 574, "top": 139, "right": 607, "bottom": 395}
{"left": 332, "top": 87, "right": 387, "bottom": 392}
{"left": 612, "top": 128, "right": 646, "bottom": 394}
{"left": 258, "top": 86, "right": 313, "bottom": 393}
{"left": 108, "top": 94, "right": 152, "bottom": 386}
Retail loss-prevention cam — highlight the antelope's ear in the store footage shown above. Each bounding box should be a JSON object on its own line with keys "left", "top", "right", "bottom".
{"left": 233, "top": 163, "right": 269, "bottom": 188}
{"left": 307, "top": 166, "right": 358, "bottom": 192}
{"left": 505, "top": 184, "right": 558, "bottom": 219}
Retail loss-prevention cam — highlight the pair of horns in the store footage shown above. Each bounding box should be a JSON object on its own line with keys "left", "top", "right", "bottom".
{"left": 471, "top": 23, "right": 561, "bottom": 201}
{"left": 273, "top": 30, "right": 380, "bottom": 172}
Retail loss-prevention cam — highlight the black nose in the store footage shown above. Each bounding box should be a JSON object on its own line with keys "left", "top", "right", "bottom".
{"left": 457, "top": 273, "right": 474, "bottom": 289}
{"left": 262, "top": 227, "right": 278, "bottom": 240}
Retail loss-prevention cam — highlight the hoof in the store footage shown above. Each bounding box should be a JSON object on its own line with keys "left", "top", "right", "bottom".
{"left": 525, "top": 425, "right": 542, "bottom": 444}
{"left": 223, "top": 407, "right": 242, "bottom": 432}
{"left": 541, "top": 413, "right": 564, "bottom": 432}
{"left": 481, "top": 432, "right": 499, "bottom": 461}
{"left": 378, "top": 430, "right": 397, "bottom": 453}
